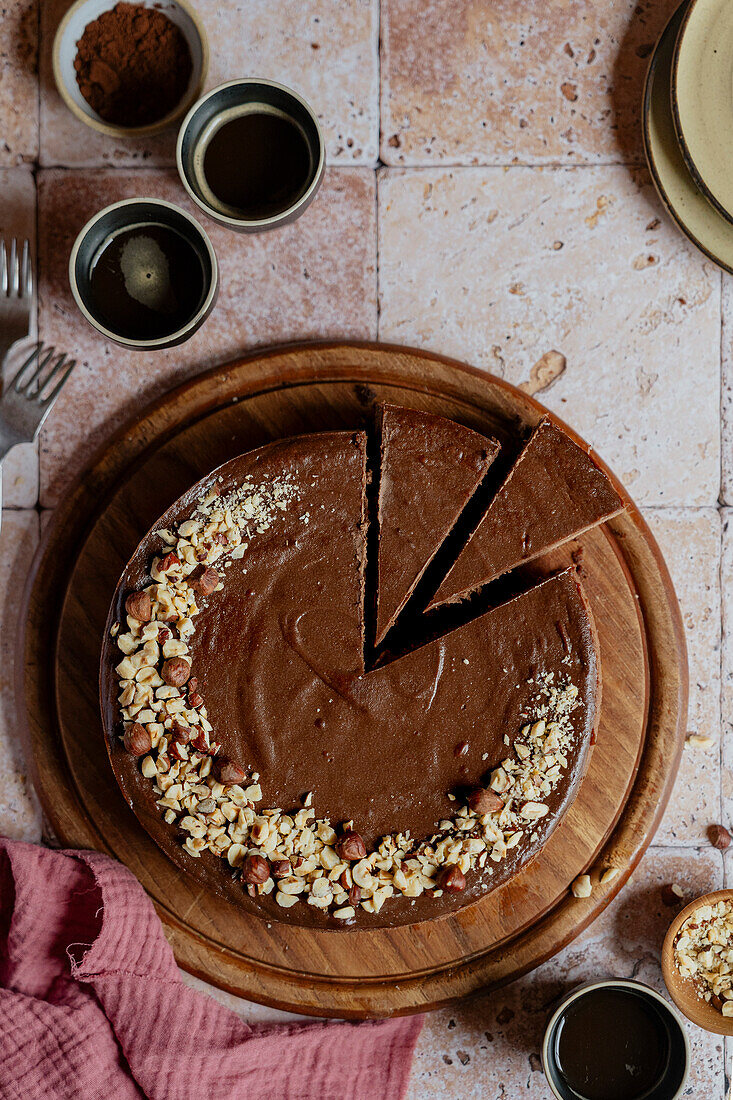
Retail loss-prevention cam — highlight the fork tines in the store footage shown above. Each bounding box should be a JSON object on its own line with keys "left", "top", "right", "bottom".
{"left": 1, "top": 237, "right": 32, "bottom": 298}
{"left": 9, "top": 342, "right": 77, "bottom": 405}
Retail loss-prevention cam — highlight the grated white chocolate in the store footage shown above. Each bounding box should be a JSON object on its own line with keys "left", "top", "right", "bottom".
{"left": 112, "top": 474, "right": 585, "bottom": 921}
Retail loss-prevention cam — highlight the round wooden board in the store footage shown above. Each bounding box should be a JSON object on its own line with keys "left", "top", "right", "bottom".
{"left": 18, "top": 341, "right": 688, "bottom": 1019}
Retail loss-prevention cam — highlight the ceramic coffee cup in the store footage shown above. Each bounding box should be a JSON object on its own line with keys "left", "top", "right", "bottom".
{"left": 176, "top": 78, "right": 325, "bottom": 232}
{"left": 69, "top": 198, "right": 218, "bottom": 349}
{"left": 542, "top": 979, "right": 690, "bottom": 1100}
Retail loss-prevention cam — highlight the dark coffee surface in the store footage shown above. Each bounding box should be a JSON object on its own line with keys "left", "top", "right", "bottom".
{"left": 89, "top": 223, "right": 205, "bottom": 340}
{"left": 101, "top": 427, "right": 599, "bottom": 928}
{"left": 554, "top": 988, "right": 670, "bottom": 1099}
{"left": 203, "top": 111, "right": 312, "bottom": 219}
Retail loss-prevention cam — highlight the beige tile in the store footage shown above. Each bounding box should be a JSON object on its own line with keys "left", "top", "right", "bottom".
{"left": 40, "top": 0, "right": 378, "bottom": 167}
{"left": 0, "top": 510, "right": 42, "bottom": 841}
{"left": 0, "top": 0, "right": 38, "bottom": 166}
{"left": 407, "top": 847, "right": 725, "bottom": 1099}
{"left": 380, "top": 0, "right": 671, "bottom": 167}
{"left": 644, "top": 508, "right": 721, "bottom": 845}
{"left": 37, "top": 166, "right": 377, "bottom": 506}
{"left": 378, "top": 166, "right": 721, "bottom": 506}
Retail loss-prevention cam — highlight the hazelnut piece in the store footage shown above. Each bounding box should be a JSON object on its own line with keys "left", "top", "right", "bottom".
{"left": 467, "top": 787, "right": 504, "bottom": 815}
{"left": 271, "top": 859, "right": 292, "bottom": 879}
{"left": 661, "top": 883, "right": 684, "bottom": 906}
{"left": 437, "top": 864, "right": 466, "bottom": 893}
{"left": 124, "top": 589, "right": 152, "bottom": 622}
{"left": 242, "top": 854, "right": 270, "bottom": 885}
{"left": 215, "top": 756, "right": 246, "bottom": 786}
{"left": 336, "top": 830, "right": 367, "bottom": 861}
{"left": 348, "top": 885, "right": 362, "bottom": 907}
{"left": 158, "top": 552, "right": 180, "bottom": 572}
{"left": 170, "top": 721, "right": 192, "bottom": 744}
{"left": 124, "top": 722, "right": 151, "bottom": 757}
{"left": 192, "top": 566, "right": 220, "bottom": 598}
{"left": 192, "top": 730, "right": 210, "bottom": 754}
{"left": 709, "top": 824, "right": 732, "bottom": 850}
{"left": 161, "top": 657, "right": 191, "bottom": 687}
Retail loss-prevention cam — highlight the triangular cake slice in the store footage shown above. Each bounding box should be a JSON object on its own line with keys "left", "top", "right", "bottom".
{"left": 375, "top": 405, "right": 499, "bottom": 647}
{"left": 428, "top": 417, "right": 624, "bottom": 610}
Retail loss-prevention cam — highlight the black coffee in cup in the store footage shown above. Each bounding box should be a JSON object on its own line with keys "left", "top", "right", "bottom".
{"left": 542, "top": 981, "right": 689, "bottom": 1100}
{"left": 199, "top": 108, "right": 313, "bottom": 221}
{"left": 177, "top": 79, "right": 325, "bottom": 232}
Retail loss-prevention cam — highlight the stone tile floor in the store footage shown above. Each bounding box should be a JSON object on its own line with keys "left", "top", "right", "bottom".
{"left": 1, "top": 0, "right": 731, "bottom": 1095}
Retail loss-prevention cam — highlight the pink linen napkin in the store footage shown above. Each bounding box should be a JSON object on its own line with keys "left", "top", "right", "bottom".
{"left": 0, "top": 837, "right": 422, "bottom": 1100}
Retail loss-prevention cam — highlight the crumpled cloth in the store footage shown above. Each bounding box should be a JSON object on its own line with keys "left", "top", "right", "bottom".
{"left": 0, "top": 837, "right": 422, "bottom": 1100}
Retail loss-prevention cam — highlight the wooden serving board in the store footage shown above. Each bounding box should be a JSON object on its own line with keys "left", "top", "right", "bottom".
{"left": 18, "top": 342, "right": 687, "bottom": 1018}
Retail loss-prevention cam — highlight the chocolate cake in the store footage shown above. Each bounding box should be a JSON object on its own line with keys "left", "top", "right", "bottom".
{"left": 100, "top": 409, "right": 615, "bottom": 929}
{"left": 429, "top": 418, "right": 624, "bottom": 611}
{"left": 374, "top": 404, "right": 498, "bottom": 647}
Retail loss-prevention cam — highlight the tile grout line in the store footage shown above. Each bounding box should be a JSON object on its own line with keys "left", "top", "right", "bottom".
{"left": 720, "top": 269, "right": 725, "bottom": 839}
{"left": 32, "top": 159, "right": 651, "bottom": 173}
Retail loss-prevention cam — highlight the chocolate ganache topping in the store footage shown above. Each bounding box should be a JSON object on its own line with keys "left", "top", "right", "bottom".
{"left": 101, "top": 409, "right": 616, "bottom": 928}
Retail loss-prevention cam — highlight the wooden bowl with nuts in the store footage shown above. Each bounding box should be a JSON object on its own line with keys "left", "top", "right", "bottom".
{"left": 662, "top": 889, "right": 733, "bottom": 1036}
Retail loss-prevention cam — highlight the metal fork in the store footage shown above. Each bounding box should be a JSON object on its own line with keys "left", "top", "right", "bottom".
{"left": 0, "top": 342, "right": 77, "bottom": 455}
{"left": 0, "top": 237, "right": 77, "bottom": 530}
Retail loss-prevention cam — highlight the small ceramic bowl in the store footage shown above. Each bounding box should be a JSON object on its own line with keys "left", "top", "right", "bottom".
{"left": 542, "top": 979, "right": 690, "bottom": 1099}
{"left": 69, "top": 198, "right": 218, "bottom": 349}
{"left": 176, "top": 78, "right": 325, "bottom": 232}
{"left": 662, "top": 888, "right": 733, "bottom": 1035}
{"left": 53, "top": 0, "right": 208, "bottom": 138}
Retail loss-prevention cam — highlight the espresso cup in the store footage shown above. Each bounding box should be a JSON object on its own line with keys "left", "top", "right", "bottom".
{"left": 176, "top": 78, "right": 325, "bottom": 232}
{"left": 542, "top": 979, "right": 690, "bottom": 1100}
{"left": 69, "top": 198, "right": 218, "bottom": 349}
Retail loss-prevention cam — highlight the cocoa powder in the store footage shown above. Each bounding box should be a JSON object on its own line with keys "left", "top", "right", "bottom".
{"left": 74, "top": 2, "right": 193, "bottom": 127}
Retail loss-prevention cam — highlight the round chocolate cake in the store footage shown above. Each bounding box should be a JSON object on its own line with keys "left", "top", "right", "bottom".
{"left": 100, "top": 407, "right": 623, "bottom": 928}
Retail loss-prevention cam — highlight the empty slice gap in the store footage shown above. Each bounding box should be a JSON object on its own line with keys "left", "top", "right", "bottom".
{"left": 371, "top": 404, "right": 500, "bottom": 658}
{"left": 427, "top": 417, "right": 625, "bottom": 612}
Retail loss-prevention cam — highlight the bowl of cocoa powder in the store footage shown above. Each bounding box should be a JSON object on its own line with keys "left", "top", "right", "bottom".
{"left": 53, "top": 0, "right": 208, "bottom": 137}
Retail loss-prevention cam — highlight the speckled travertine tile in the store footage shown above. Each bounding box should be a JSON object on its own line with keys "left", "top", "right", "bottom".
{"left": 720, "top": 509, "right": 733, "bottom": 831}
{"left": 644, "top": 508, "right": 721, "bottom": 846}
{"left": 378, "top": 166, "right": 721, "bottom": 506}
{"left": 380, "top": 0, "right": 670, "bottom": 167}
{"left": 36, "top": 166, "right": 377, "bottom": 507}
{"left": 407, "top": 847, "right": 725, "bottom": 1099}
{"left": 0, "top": 167, "right": 39, "bottom": 508}
{"left": 40, "top": 0, "right": 378, "bottom": 167}
{"left": 0, "top": 510, "right": 42, "bottom": 841}
{"left": 0, "top": 0, "right": 38, "bottom": 166}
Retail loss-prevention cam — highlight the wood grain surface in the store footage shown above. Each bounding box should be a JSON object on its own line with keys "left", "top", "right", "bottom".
{"left": 17, "top": 341, "right": 688, "bottom": 1018}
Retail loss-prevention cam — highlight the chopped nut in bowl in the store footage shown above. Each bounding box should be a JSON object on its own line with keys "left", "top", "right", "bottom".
{"left": 662, "top": 889, "right": 733, "bottom": 1035}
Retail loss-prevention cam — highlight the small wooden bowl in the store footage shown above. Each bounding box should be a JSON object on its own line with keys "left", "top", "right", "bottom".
{"left": 662, "top": 888, "right": 733, "bottom": 1035}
